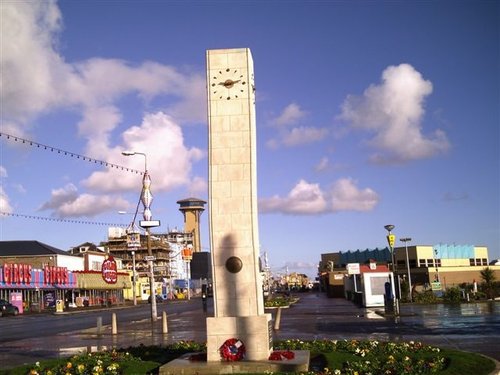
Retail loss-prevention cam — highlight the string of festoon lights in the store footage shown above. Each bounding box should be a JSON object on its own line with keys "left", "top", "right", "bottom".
{"left": 0, "top": 131, "right": 141, "bottom": 228}
{"left": 0, "top": 211, "right": 126, "bottom": 227}
{"left": 0, "top": 131, "right": 143, "bottom": 175}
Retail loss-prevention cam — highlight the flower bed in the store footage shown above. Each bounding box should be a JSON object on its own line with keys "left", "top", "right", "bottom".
{"left": 264, "top": 295, "right": 299, "bottom": 308}
{"left": 18, "top": 339, "right": 495, "bottom": 375}
{"left": 275, "top": 339, "right": 448, "bottom": 374}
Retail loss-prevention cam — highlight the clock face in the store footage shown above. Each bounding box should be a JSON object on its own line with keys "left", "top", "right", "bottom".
{"left": 210, "top": 68, "right": 247, "bottom": 100}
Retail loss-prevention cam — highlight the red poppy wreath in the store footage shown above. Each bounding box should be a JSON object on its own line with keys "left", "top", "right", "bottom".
{"left": 219, "top": 338, "right": 246, "bottom": 361}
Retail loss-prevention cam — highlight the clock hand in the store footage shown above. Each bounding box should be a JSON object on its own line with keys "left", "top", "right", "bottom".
{"left": 218, "top": 79, "right": 241, "bottom": 87}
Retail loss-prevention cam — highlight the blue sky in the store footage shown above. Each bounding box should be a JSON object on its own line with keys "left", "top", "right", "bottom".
{"left": 1, "top": 1, "right": 498, "bottom": 278}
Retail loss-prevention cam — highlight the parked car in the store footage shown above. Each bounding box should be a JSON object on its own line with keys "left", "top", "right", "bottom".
{"left": 0, "top": 299, "right": 19, "bottom": 317}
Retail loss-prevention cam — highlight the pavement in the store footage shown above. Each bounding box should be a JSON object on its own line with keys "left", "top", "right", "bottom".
{"left": 0, "top": 292, "right": 499, "bottom": 373}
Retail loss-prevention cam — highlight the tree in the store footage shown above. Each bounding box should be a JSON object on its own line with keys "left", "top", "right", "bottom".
{"left": 479, "top": 267, "right": 496, "bottom": 300}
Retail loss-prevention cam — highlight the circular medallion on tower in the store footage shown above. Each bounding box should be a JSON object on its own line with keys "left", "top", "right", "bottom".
{"left": 225, "top": 256, "right": 243, "bottom": 273}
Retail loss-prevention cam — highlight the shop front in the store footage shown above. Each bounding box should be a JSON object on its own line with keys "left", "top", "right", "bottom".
{"left": 71, "top": 271, "right": 131, "bottom": 306}
{"left": 0, "top": 263, "right": 77, "bottom": 313}
{"left": 1, "top": 256, "right": 131, "bottom": 311}
{"left": 73, "top": 257, "right": 131, "bottom": 307}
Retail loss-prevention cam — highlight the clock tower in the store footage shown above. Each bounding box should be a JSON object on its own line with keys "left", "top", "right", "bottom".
{"left": 206, "top": 48, "right": 272, "bottom": 362}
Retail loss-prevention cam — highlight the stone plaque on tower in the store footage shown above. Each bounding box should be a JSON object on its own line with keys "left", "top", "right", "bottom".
{"left": 206, "top": 48, "right": 272, "bottom": 362}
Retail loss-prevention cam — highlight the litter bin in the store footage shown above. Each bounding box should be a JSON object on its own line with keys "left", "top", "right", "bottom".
{"left": 56, "top": 299, "right": 64, "bottom": 313}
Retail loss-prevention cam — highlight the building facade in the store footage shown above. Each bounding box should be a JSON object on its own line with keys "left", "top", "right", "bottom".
{"left": 0, "top": 241, "right": 131, "bottom": 312}
{"left": 393, "top": 244, "right": 500, "bottom": 291}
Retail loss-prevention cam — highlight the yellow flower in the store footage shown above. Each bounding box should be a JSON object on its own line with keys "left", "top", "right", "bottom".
{"left": 66, "top": 362, "right": 72, "bottom": 369}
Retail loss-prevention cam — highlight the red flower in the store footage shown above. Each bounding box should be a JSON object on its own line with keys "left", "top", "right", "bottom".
{"left": 269, "top": 350, "right": 295, "bottom": 361}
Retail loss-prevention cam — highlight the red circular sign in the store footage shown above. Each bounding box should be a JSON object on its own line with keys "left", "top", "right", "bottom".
{"left": 102, "top": 256, "right": 118, "bottom": 284}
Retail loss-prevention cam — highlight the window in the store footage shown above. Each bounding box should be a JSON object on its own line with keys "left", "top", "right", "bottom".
{"left": 370, "top": 276, "right": 388, "bottom": 295}
{"left": 470, "top": 258, "right": 475, "bottom": 266}
{"left": 435, "top": 259, "right": 441, "bottom": 267}
{"left": 427, "top": 259, "right": 434, "bottom": 266}
{"left": 419, "top": 259, "right": 426, "bottom": 267}
{"left": 482, "top": 258, "right": 488, "bottom": 265}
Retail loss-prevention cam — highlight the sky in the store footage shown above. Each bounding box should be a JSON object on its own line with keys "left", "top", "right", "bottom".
{"left": 1, "top": 0, "right": 499, "bottom": 278}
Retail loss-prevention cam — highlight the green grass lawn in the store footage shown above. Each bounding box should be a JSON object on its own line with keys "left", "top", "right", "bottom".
{"left": 0, "top": 340, "right": 496, "bottom": 375}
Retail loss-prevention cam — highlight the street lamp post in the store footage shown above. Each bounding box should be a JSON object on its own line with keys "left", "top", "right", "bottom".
{"left": 434, "top": 248, "right": 440, "bottom": 282}
{"left": 122, "top": 151, "right": 160, "bottom": 323}
{"left": 400, "top": 237, "right": 412, "bottom": 302}
{"left": 131, "top": 250, "right": 137, "bottom": 305}
{"left": 384, "top": 224, "right": 399, "bottom": 315}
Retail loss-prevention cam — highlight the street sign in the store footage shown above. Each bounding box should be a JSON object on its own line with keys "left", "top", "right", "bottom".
{"left": 144, "top": 256, "right": 156, "bottom": 261}
{"left": 140, "top": 220, "right": 161, "bottom": 228}
{"left": 431, "top": 281, "right": 442, "bottom": 291}
{"left": 347, "top": 263, "right": 360, "bottom": 275}
{"left": 386, "top": 234, "right": 395, "bottom": 247}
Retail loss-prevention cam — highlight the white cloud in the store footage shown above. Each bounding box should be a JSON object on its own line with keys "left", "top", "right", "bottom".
{"left": 13, "top": 184, "right": 27, "bottom": 194}
{"left": 38, "top": 183, "right": 79, "bottom": 210}
{"left": 38, "top": 183, "right": 129, "bottom": 217}
{"left": 259, "top": 178, "right": 378, "bottom": 215}
{"left": 0, "top": 167, "right": 12, "bottom": 213}
{"left": 55, "top": 194, "right": 130, "bottom": 218}
{"left": 0, "top": 186, "right": 13, "bottom": 214}
{"left": 272, "top": 103, "right": 307, "bottom": 126}
{"left": 266, "top": 103, "right": 328, "bottom": 149}
{"left": 259, "top": 180, "right": 327, "bottom": 214}
{"left": 268, "top": 103, "right": 327, "bottom": 148}
{"left": 83, "top": 112, "right": 204, "bottom": 193}
{"left": 2, "top": 2, "right": 207, "bottom": 217}
{"left": 329, "top": 178, "right": 379, "bottom": 212}
{"left": 315, "top": 157, "right": 329, "bottom": 172}
{"left": 443, "top": 191, "right": 469, "bottom": 201}
{"left": 282, "top": 127, "right": 329, "bottom": 147}
{"left": 188, "top": 176, "right": 208, "bottom": 196}
{"left": 1, "top": 1, "right": 64, "bottom": 123}
{"left": 339, "top": 63, "right": 450, "bottom": 163}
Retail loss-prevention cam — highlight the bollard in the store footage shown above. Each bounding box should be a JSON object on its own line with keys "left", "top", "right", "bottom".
{"left": 273, "top": 307, "right": 282, "bottom": 330}
{"left": 112, "top": 312, "right": 117, "bottom": 335}
{"left": 97, "top": 316, "right": 102, "bottom": 336}
{"left": 162, "top": 311, "right": 168, "bottom": 334}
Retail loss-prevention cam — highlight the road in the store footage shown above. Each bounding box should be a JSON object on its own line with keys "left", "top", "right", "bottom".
{"left": 0, "top": 300, "right": 198, "bottom": 342}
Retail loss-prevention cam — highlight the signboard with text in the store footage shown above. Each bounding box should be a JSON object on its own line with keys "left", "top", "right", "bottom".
{"left": 102, "top": 256, "right": 118, "bottom": 284}
{"left": 347, "top": 263, "right": 360, "bottom": 275}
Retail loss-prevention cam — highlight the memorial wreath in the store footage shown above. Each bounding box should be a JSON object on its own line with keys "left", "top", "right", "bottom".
{"left": 269, "top": 350, "right": 295, "bottom": 361}
{"left": 219, "top": 338, "right": 246, "bottom": 361}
